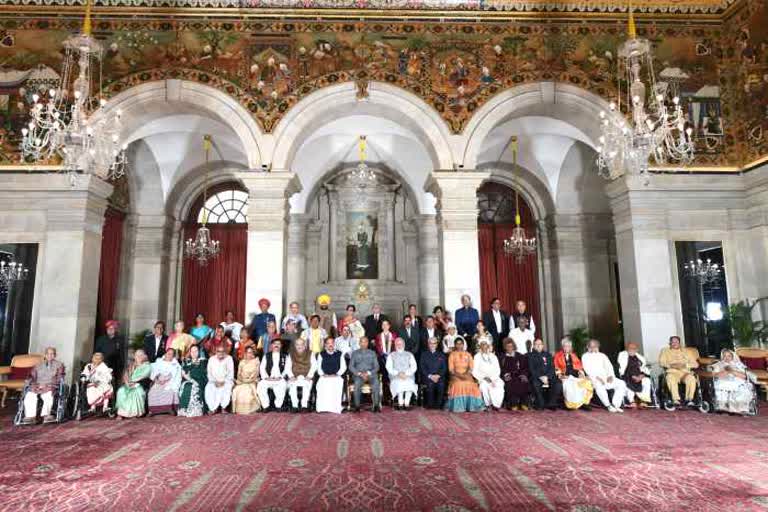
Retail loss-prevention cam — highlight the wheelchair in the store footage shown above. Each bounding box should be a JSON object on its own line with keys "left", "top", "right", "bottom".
{"left": 697, "top": 371, "right": 760, "bottom": 417}
{"left": 13, "top": 378, "right": 70, "bottom": 426}
{"left": 657, "top": 369, "right": 710, "bottom": 413}
{"left": 71, "top": 369, "right": 116, "bottom": 421}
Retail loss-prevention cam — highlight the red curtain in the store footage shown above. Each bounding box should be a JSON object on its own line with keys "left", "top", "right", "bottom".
{"left": 96, "top": 207, "right": 126, "bottom": 336}
{"left": 181, "top": 223, "right": 247, "bottom": 328}
{"left": 478, "top": 201, "right": 541, "bottom": 335}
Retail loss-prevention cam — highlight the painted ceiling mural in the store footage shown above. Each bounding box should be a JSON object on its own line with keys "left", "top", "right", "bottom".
{"left": 0, "top": 0, "right": 765, "bottom": 168}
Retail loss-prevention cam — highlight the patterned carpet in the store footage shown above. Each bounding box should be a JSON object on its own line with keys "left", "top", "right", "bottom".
{"left": 1, "top": 407, "right": 768, "bottom": 512}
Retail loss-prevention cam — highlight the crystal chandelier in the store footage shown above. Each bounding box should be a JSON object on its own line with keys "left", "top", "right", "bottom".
{"left": 0, "top": 259, "right": 29, "bottom": 294}
{"left": 347, "top": 135, "right": 377, "bottom": 189}
{"left": 184, "top": 135, "right": 221, "bottom": 266}
{"left": 20, "top": 0, "right": 127, "bottom": 181}
{"left": 595, "top": 2, "right": 694, "bottom": 184}
{"left": 683, "top": 258, "right": 721, "bottom": 285}
{"left": 502, "top": 137, "right": 537, "bottom": 263}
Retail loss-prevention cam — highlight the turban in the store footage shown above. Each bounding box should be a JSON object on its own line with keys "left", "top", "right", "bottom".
{"left": 258, "top": 298, "right": 270, "bottom": 308}
{"left": 317, "top": 294, "right": 331, "bottom": 307}
{"left": 105, "top": 320, "right": 119, "bottom": 330}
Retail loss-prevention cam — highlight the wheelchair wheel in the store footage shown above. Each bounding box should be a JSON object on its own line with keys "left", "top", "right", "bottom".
{"left": 662, "top": 399, "right": 677, "bottom": 412}
{"left": 698, "top": 401, "right": 711, "bottom": 414}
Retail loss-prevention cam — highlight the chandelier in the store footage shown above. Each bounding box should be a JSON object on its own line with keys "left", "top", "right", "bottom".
{"left": 595, "top": 2, "right": 694, "bottom": 184}
{"left": 0, "top": 259, "right": 29, "bottom": 294}
{"left": 683, "top": 258, "right": 721, "bottom": 285}
{"left": 502, "top": 137, "right": 537, "bottom": 263}
{"left": 347, "top": 135, "right": 377, "bottom": 189}
{"left": 20, "top": 0, "right": 127, "bottom": 181}
{"left": 184, "top": 135, "right": 221, "bottom": 266}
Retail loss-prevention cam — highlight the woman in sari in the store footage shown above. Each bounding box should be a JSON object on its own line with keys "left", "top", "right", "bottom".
{"left": 444, "top": 337, "right": 485, "bottom": 412}
{"left": 442, "top": 323, "right": 459, "bottom": 354}
{"left": 236, "top": 329, "right": 257, "bottom": 362}
{"left": 257, "top": 321, "right": 280, "bottom": 357}
{"left": 204, "top": 325, "right": 233, "bottom": 356}
{"left": 338, "top": 304, "right": 365, "bottom": 340}
{"left": 433, "top": 306, "right": 450, "bottom": 334}
{"left": 81, "top": 352, "right": 114, "bottom": 413}
{"left": 148, "top": 348, "right": 182, "bottom": 415}
{"left": 472, "top": 320, "right": 493, "bottom": 354}
{"left": 178, "top": 345, "right": 207, "bottom": 417}
{"left": 115, "top": 349, "right": 152, "bottom": 419}
{"left": 167, "top": 321, "right": 196, "bottom": 359}
{"left": 554, "top": 337, "right": 594, "bottom": 410}
{"left": 232, "top": 345, "right": 261, "bottom": 414}
{"left": 190, "top": 313, "right": 214, "bottom": 357}
{"left": 709, "top": 349, "right": 758, "bottom": 416}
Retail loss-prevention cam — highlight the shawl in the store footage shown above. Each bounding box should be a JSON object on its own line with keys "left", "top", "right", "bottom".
{"left": 554, "top": 351, "right": 583, "bottom": 373}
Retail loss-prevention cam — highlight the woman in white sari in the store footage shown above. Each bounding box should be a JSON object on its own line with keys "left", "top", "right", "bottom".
{"left": 709, "top": 349, "right": 757, "bottom": 416}
{"left": 148, "top": 348, "right": 183, "bottom": 415}
{"left": 81, "top": 352, "right": 114, "bottom": 413}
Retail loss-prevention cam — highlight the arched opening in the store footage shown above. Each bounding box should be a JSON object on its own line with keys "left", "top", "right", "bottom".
{"left": 477, "top": 181, "right": 541, "bottom": 336}
{"left": 181, "top": 181, "right": 248, "bottom": 329}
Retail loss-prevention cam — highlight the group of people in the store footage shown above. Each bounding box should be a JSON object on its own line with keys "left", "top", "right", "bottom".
{"left": 18, "top": 296, "right": 760, "bottom": 424}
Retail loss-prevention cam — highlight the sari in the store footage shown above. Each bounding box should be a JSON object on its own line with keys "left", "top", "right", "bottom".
{"left": 115, "top": 363, "right": 151, "bottom": 418}
{"left": 709, "top": 352, "right": 757, "bottom": 415}
{"left": 81, "top": 362, "right": 114, "bottom": 410}
{"left": 444, "top": 350, "right": 485, "bottom": 412}
{"left": 167, "top": 332, "right": 196, "bottom": 358}
{"left": 178, "top": 358, "right": 208, "bottom": 417}
{"left": 232, "top": 357, "right": 261, "bottom": 414}
{"left": 148, "top": 358, "right": 182, "bottom": 414}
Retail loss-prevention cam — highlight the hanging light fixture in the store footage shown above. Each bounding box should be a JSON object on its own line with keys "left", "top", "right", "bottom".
{"left": 0, "top": 258, "right": 29, "bottom": 294}
{"left": 347, "top": 135, "right": 377, "bottom": 189}
{"left": 502, "top": 136, "right": 537, "bottom": 263}
{"left": 595, "top": 0, "right": 694, "bottom": 184}
{"left": 20, "top": 0, "right": 127, "bottom": 181}
{"left": 184, "top": 135, "right": 221, "bottom": 266}
{"left": 683, "top": 258, "right": 722, "bottom": 285}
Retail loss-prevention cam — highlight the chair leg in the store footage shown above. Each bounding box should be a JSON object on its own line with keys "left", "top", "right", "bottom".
{"left": 1, "top": 388, "right": 7, "bottom": 408}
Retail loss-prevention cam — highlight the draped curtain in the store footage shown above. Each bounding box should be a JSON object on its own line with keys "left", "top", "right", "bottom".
{"left": 181, "top": 223, "right": 247, "bottom": 328}
{"left": 96, "top": 207, "right": 126, "bottom": 336}
{"left": 478, "top": 196, "right": 541, "bottom": 336}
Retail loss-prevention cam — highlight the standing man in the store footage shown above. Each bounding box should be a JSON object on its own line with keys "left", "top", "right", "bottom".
{"left": 301, "top": 314, "right": 327, "bottom": 355}
{"left": 21, "top": 347, "right": 65, "bottom": 424}
{"left": 249, "top": 298, "right": 276, "bottom": 341}
{"left": 335, "top": 325, "right": 357, "bottom": 358}
{"left": 455, "top": 294, "right": 480, "bottom": 339}
{"left": 282, "top": 301, "right": 309, "bottom": 332}
{"left": 94, "top": 320, "right": 127, "bottom": 389}
{"left": 419, "top": 337, "right": 447, "bottom": 409}
{"left": 143, "top": 321, "right": 168, "bottom": 362}
{"left": 398, "top": 315, "right": 420, "bottom": 357}
{"left": 482, "top": 297, "right": 509, "bottom": 353}
{"left": 315, "top": 294, "right": 338, "bottom": 339}
{"left": 407, "top": 304, "right": 423, "bottom": 331}
{"left": 257, "top": 339, "right": 290, "bottom": 412}
{"left": 364, "top": 304, "right": 388, "bottom": 340}
{"left": 582, "top": 339, "right": 627, "bottom": 413}
{"left": 220, "top": 310, "right": 244, "bottom": 341}
{"left": 348, "top": 336, "right": 381, "bottom": 412}
{"left": 419, "top": 316, "right": 442, "bottom": 353}
{"left": 508, "top": 316, "right": 535, "bottom": 355}
{"left": 511, "top": 300, "right": 536, "bottom": 335}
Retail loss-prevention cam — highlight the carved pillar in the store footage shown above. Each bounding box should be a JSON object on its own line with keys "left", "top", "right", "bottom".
{"left": 427, "top": 171, "right": 490, "bottom": 312}
{"left": 238, "top": 171, "right": 301, "bottom": 324}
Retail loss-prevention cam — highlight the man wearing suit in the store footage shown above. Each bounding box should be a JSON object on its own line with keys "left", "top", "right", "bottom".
{"left": 143, "top": 321, "right": 168, "bottom": 362}
{"left": 407, "top": 304, "right": 424, "bottom": 331}
{"left": 419, "top": 316, "right": 443, "bottom": 353}
{"left": 527, "top": 338, "right": 562, "bottom": 410}
{"left": 364, "top": 303, "right": 388, "bottom": 341}
{"left": 482, "top": 297, "right": 509, "bottom": 353}
{"left": 398, "top": 315, "right": 420, "bottom": 357}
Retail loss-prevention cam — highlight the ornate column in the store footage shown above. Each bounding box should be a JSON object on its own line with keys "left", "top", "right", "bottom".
{"left": 238, "top": 171, "right": 301, "bottom": 325}
{"left": 416, "top": 214, "right": 440, "bottom": 313}
{"left": 426, "top": 171, "right": 490, "bottom": 312}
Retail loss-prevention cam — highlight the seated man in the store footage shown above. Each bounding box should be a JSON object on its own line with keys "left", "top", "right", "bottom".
{"left": 618, "top": 342, "right": 652, "bottom": 406}
{"left": 80, "top": 352, "right": 114, "bottom": 414}
{"left": 582, "top": 339, "right": 627, "bottom": 413}
{"left": 349, "top": 336, "right": 381, "bottom": 412}
{"left": 287, "top": 338, "right": 316, "bottom": 413}
{"left": 554, "top": 337, "right": 593, "bottom": 411}
{"left": 22, "top": 347, "right": 65, "bottom": 425}
{"left": 315, "top": 337, "right": 347, "bottom": 414}
{"left": 659, "top": 335, "right": 699, "bottom": 407}
{"left": 257, "top": 339, "right": 290, "bottom": 412}
{"left": 419, "top": 337, "right": 447, "bottom": 409}
{"left": 527, "top": 338, "right": 562, "bottom": 410}
{"left": 205, "top": 346, "right": 235, "bottom": 414}
{"left": 386, "top": 337, "right": 418, "bottom": 410}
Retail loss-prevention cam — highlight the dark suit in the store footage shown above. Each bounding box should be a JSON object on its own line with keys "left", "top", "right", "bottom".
{"left": 482, "top": 309, "right": 509, "bottom": 352}
{"left": 143, "top": 333, "right": 168, "bottom": 362}
{"left": 419, "top": 350, "right": 447, "bottom": 408}
{"left": 397, "top": 326, "right": 420, "bottom": 357}
{"left": 364, "top": 314, "right": 389, "bottom": 340}
{"left": 419, "top": 327, "right": 444, "bottom": 353}
{"left": 408, "top": 315, "right": 424, "bottom": 331}
{"left": 527, "top": 350, "right": 562, "bottom": 409}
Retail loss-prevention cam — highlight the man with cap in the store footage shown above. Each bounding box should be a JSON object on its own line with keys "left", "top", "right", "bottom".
{"left": 249, "top": 298, "right": 276, "bottom": 340}
{"left": 315, "top": 294, "right": 338, "bottom": 338}
{"left": 94, "top": 320, "right": 127, "bottom": 389}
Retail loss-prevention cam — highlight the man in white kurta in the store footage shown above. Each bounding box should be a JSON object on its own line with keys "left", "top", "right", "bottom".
{"left": 205, "top": 347, "right": 234, "bottom": 413}
{"left": 287, "top": 338, "right": 317, "bottom": 412}
{"left": 582, "top": 339, "right": 627, "bottom": 413}
{"left": 334, "top": 325, "right": 357, "bottom": 357}
{"left": 257, "top": 339, "right": 290, "bottom": 410}
{"left": 508, "top": 316, "right": 535, "bottom": 354}
{"left": 472, "top": 339, "right": 505, "bottom": 409}
{"left": 315, "top": 338, "right": 347, "bottom": 414}
{"left": 385, "top": 338, "right": 418, "bottom": 409}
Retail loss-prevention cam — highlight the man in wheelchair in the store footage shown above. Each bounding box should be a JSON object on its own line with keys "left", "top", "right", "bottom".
{"left": 19, "top": 347, "right": 66, "bottom": 425}
{"left": 659, "top": 336, "right": 699, "bottom": 408}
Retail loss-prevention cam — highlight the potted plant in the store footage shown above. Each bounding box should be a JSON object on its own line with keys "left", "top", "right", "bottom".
{"left": 567, "top": 326, "right": 590, "bottom": 355}
{"left": 725, "top": 298, "right": 768, "bottom": 348}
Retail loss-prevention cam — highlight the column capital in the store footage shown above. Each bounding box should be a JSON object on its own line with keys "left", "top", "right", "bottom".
{"left": 236, "top": 171, "right": 302, "bottom": 199}
{"left": 426, "top": 170, "right": 489, "bottom": 232}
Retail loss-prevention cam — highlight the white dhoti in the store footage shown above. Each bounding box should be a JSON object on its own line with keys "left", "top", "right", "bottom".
{"left": 24, "top": 390, "right": 53, "bottom": 419}
{"left": 315, "top": 375, "right": 344, "bottom": 414}
{"left": 591, "top": 378, "right": 627, "bottom": 409}
{"left": 257, "top": 379, "right": 288, "bottom": 408}
{"left": 205, "top": 382, "right": 233, "bottom": 411}
{"left": 626, "top": 376, "right": 652, "bottom": 403}
{"left": 289, "top": 377, "right": 314, "bottom": 408}
{"left": 561, "top": 376, "right": 594, "bottom": 409}
{"left": 389, "top": 377, "right": 418, "bottom": 406}
{"left": 478, "top": 378, "right": 505, "bottom": 408}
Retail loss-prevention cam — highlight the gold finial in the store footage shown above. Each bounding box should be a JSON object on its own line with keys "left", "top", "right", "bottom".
{"left": 509, "top": 135, "right": 519, "bottom": 159}
{"left": 627, "top": 0, "right": 637, "bottom": 39}
{"left": 203, "top": 134, "right": 213, "bottom": 152}
{"left": 358, "top": 135, "right": 367, "bottom": 161}
{"left": 83, "top": 0, "right": 93, "bottom": 36}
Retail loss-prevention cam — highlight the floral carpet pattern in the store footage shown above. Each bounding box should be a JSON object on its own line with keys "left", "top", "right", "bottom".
{"left": 0, "top": 408, "right": 767, "bottom": 511}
